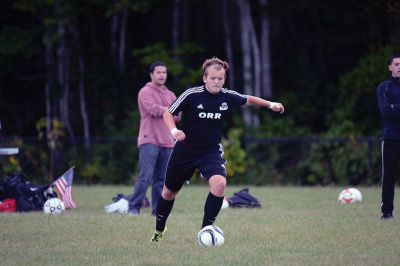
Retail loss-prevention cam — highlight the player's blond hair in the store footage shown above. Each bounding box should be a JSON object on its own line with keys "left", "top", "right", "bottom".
{"left": 202, "top": 57, "right": 229, "bottom": 76}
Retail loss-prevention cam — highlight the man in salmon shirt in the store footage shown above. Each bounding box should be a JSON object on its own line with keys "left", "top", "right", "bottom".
{"left": 128, "top": 61, "right": 178, "bottom": 217}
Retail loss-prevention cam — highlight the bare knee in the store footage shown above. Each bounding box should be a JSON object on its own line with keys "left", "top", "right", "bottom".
{"left": 161, "top": 185, "right": 178, "bottom": 200}
{"left": 209, "top": 175, "right": 227, "bottom": 197}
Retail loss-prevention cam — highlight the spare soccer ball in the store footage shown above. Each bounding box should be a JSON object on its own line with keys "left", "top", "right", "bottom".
{"left": 197, "top": 225, "right": 225, "bottom": 247}
{"left": 338, "top": 188, "right": 362, "bottom": 204}
{"left": 43, "top": 198, "right": 65, "bottom": 215}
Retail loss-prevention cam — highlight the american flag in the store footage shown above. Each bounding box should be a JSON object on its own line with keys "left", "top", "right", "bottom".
{"left": 53, "top": 167, "right": 77, "bottom": 209}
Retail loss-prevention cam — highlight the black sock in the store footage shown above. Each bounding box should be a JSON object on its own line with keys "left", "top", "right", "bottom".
{"left": 155, "top": 196, "right": 175, "bottom": 232}
{"left": 202, "top": 192, "right": 224, "bottom": 228}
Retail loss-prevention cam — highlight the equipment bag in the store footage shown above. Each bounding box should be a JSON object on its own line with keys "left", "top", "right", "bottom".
{"left": 0, "top": 173, "right": 56, "bottom": 212}
{"left": 227, "top": 188, "right": 262, "bottom": 208}
{"left": 0, "top": 198, "right": 16, "bottom": 212}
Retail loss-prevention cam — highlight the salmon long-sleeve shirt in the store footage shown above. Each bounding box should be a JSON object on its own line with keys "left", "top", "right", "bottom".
{"left": 137, "top": 82, "right": 177, "bottom": 148}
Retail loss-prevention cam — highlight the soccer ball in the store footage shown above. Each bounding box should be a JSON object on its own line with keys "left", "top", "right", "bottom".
{"left": 197, "top": 225, "right": 225, "bottom": 247}
{"left": 43, "top": 198, "right": 65, "bottom": 215}
{"left": 348, "top": 188, "right": 362, "bottom": 202}
{"left": 338, "top": 188, "right": 362, "bottom": 204}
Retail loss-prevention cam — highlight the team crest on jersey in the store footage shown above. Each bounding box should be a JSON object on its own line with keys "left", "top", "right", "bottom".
{"left": 219, "top": 102, "right": 228, "bottom": 111}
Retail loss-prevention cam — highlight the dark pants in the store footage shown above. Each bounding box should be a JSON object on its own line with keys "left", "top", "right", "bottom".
{"left": 381, "top": 140, "right": 400, "bottom": 215}
{"left": 129, "top": 144, "right": 172, "bottom": 215}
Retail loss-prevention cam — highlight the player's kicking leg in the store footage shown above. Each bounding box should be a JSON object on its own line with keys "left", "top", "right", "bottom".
{"left": 150, "top": 186, "right": 178, "bottom": 242}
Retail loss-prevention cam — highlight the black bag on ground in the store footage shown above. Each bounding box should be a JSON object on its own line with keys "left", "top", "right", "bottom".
{"left": 227, "top": 188, "right": 261, "bottom": 208}
{"left": 0, "top": 173, "right": 56, "bottom": 212}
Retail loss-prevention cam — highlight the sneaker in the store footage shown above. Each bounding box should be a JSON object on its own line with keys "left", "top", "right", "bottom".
{"left": 104, "top": 198, "right": 129, "bottom": 214}
{"left": 381, "top": 213, "right": 393, "bottom": 220}
{"left": 128, "top": 209, "right": 139, "bottom": 217}
{"left": 150, "top": 227, "right": 167, "bottom": 243}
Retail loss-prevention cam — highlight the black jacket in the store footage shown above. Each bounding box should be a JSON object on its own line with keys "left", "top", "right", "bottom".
{"left": 377, "top": 76, "right": 400, "bottom": 140}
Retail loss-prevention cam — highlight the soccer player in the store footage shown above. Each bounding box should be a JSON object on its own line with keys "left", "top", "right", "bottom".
{"left": 377, "top": 52, "right": 400, "bottom": 220}
{"left": 128, "top": 61, "right": 177, "bottom": 217}
{"left": 150, "top": 57, "right": 284, "bottom": 242}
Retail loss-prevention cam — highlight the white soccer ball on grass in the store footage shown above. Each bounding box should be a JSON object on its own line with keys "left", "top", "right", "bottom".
{"left": 197, "top": 225, "right": 225, "bottom": 247}
{"left": 43, "top": 198, "right": 65, "bottom": 215}
{"left": 338, "top": 188, "right": 362, "bottom": 204}
{"left": 348, "top": 188, "right": 362, "bottom": 202}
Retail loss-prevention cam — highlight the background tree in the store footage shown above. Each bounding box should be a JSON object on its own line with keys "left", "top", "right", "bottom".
{"left": 237, "top": 0, "right": 261, "bottom": 127}
{"left": 259, "top": 0, "right": 272, "bottom": 99}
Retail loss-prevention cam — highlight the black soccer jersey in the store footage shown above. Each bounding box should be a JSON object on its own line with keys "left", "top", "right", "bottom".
{"left": 169, "top": 85, "right": 247, "bottom": 149}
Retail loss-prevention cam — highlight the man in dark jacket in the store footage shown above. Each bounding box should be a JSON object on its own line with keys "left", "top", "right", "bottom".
{"left": 377, "top": 52, "right": 400, "bottom": 220}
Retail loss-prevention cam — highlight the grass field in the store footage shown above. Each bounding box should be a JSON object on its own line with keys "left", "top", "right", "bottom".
{"left": 1, "top": 185, "right": 399, "bottom": 266}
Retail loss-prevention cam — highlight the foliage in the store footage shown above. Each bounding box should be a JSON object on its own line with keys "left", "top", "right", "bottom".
{"left": 36, "top": 118, "right": 65, "bottom": 150}
{"left": 0, "top": 138, "right": 23, "bottom": 174}
{"left": 106, "top": 0, "right": 154, "bottom": 15}
{"left": 328, "top": 45, "right": 398, "bottom": 136}
{"left": 0, "top": 135, "right": 382, "bottom": 186}
{"left": 2, "top": 0, "right": 400, "bottom": 138}
{"left": 132, "top": 42, "right": 204, "bottom": 89}
{"left": 244, "top": 141, "right": 283, "bottom": 185}
{"left": 222, "top": 128, "right": 247, "bottom": 178}
{"left": 288, "top": 46, "right": 399, "bottom": 187}
{"left": 0, "top": 137, "right": 52, "bottom": 183}
{"left": 0, "top": 26, "right": 33, "bottom": 57}
{"left": 294, "top": 139, "right": 381, "bottom": 186}
{"left": 252, "top": 112, "right": 311, "bottom": 138}
{"left": 67, "top": 142, "right": 138, "bottom": 185}
{"left": 1, "top": 1, "right": 400, "bottom": 185}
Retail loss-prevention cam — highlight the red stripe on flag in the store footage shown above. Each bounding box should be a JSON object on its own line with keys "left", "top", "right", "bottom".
{"left": 63, "top": 187, "right": 76, "bottom": 208}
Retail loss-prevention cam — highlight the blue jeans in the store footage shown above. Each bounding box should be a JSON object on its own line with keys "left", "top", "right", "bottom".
{"left": 129, "top": 143, "right": 172, "bottom": 215}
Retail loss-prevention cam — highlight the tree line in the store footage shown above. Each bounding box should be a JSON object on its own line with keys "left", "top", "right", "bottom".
{"left": 1, "top": 0, "right": 399, "bottom": 183}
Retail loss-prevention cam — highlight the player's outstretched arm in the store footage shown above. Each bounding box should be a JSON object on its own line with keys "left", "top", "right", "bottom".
{"left": 246, "top": 95, "right": 285, "bottom": 114}
{"left": 163, "top": 110, "right": 186, "bottom": 141}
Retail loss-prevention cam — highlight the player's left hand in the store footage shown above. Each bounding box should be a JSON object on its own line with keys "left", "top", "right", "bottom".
{"left": 268, "top": 102, "right": 285, "bottom": 114}
{"left": 171, "top": 128, "right": 186, "bottom": 141}
{"left": 174, "top": 130, "right": 186, "bottom": 141}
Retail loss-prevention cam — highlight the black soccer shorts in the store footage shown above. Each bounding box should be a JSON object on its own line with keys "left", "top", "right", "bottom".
{"left": 164, "top": 142, "right": 227, "bottom": 192}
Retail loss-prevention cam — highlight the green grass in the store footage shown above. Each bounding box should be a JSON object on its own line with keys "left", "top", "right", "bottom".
{"left": 1, "top": 185, "right": 399, "bottom": 265}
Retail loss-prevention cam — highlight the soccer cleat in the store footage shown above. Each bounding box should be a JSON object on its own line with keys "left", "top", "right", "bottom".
{"left": 381, "top": 213, "right": 393, "bottom": 220}
{"left": 150, "top": 227, "right": 167, "bottom": 243}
